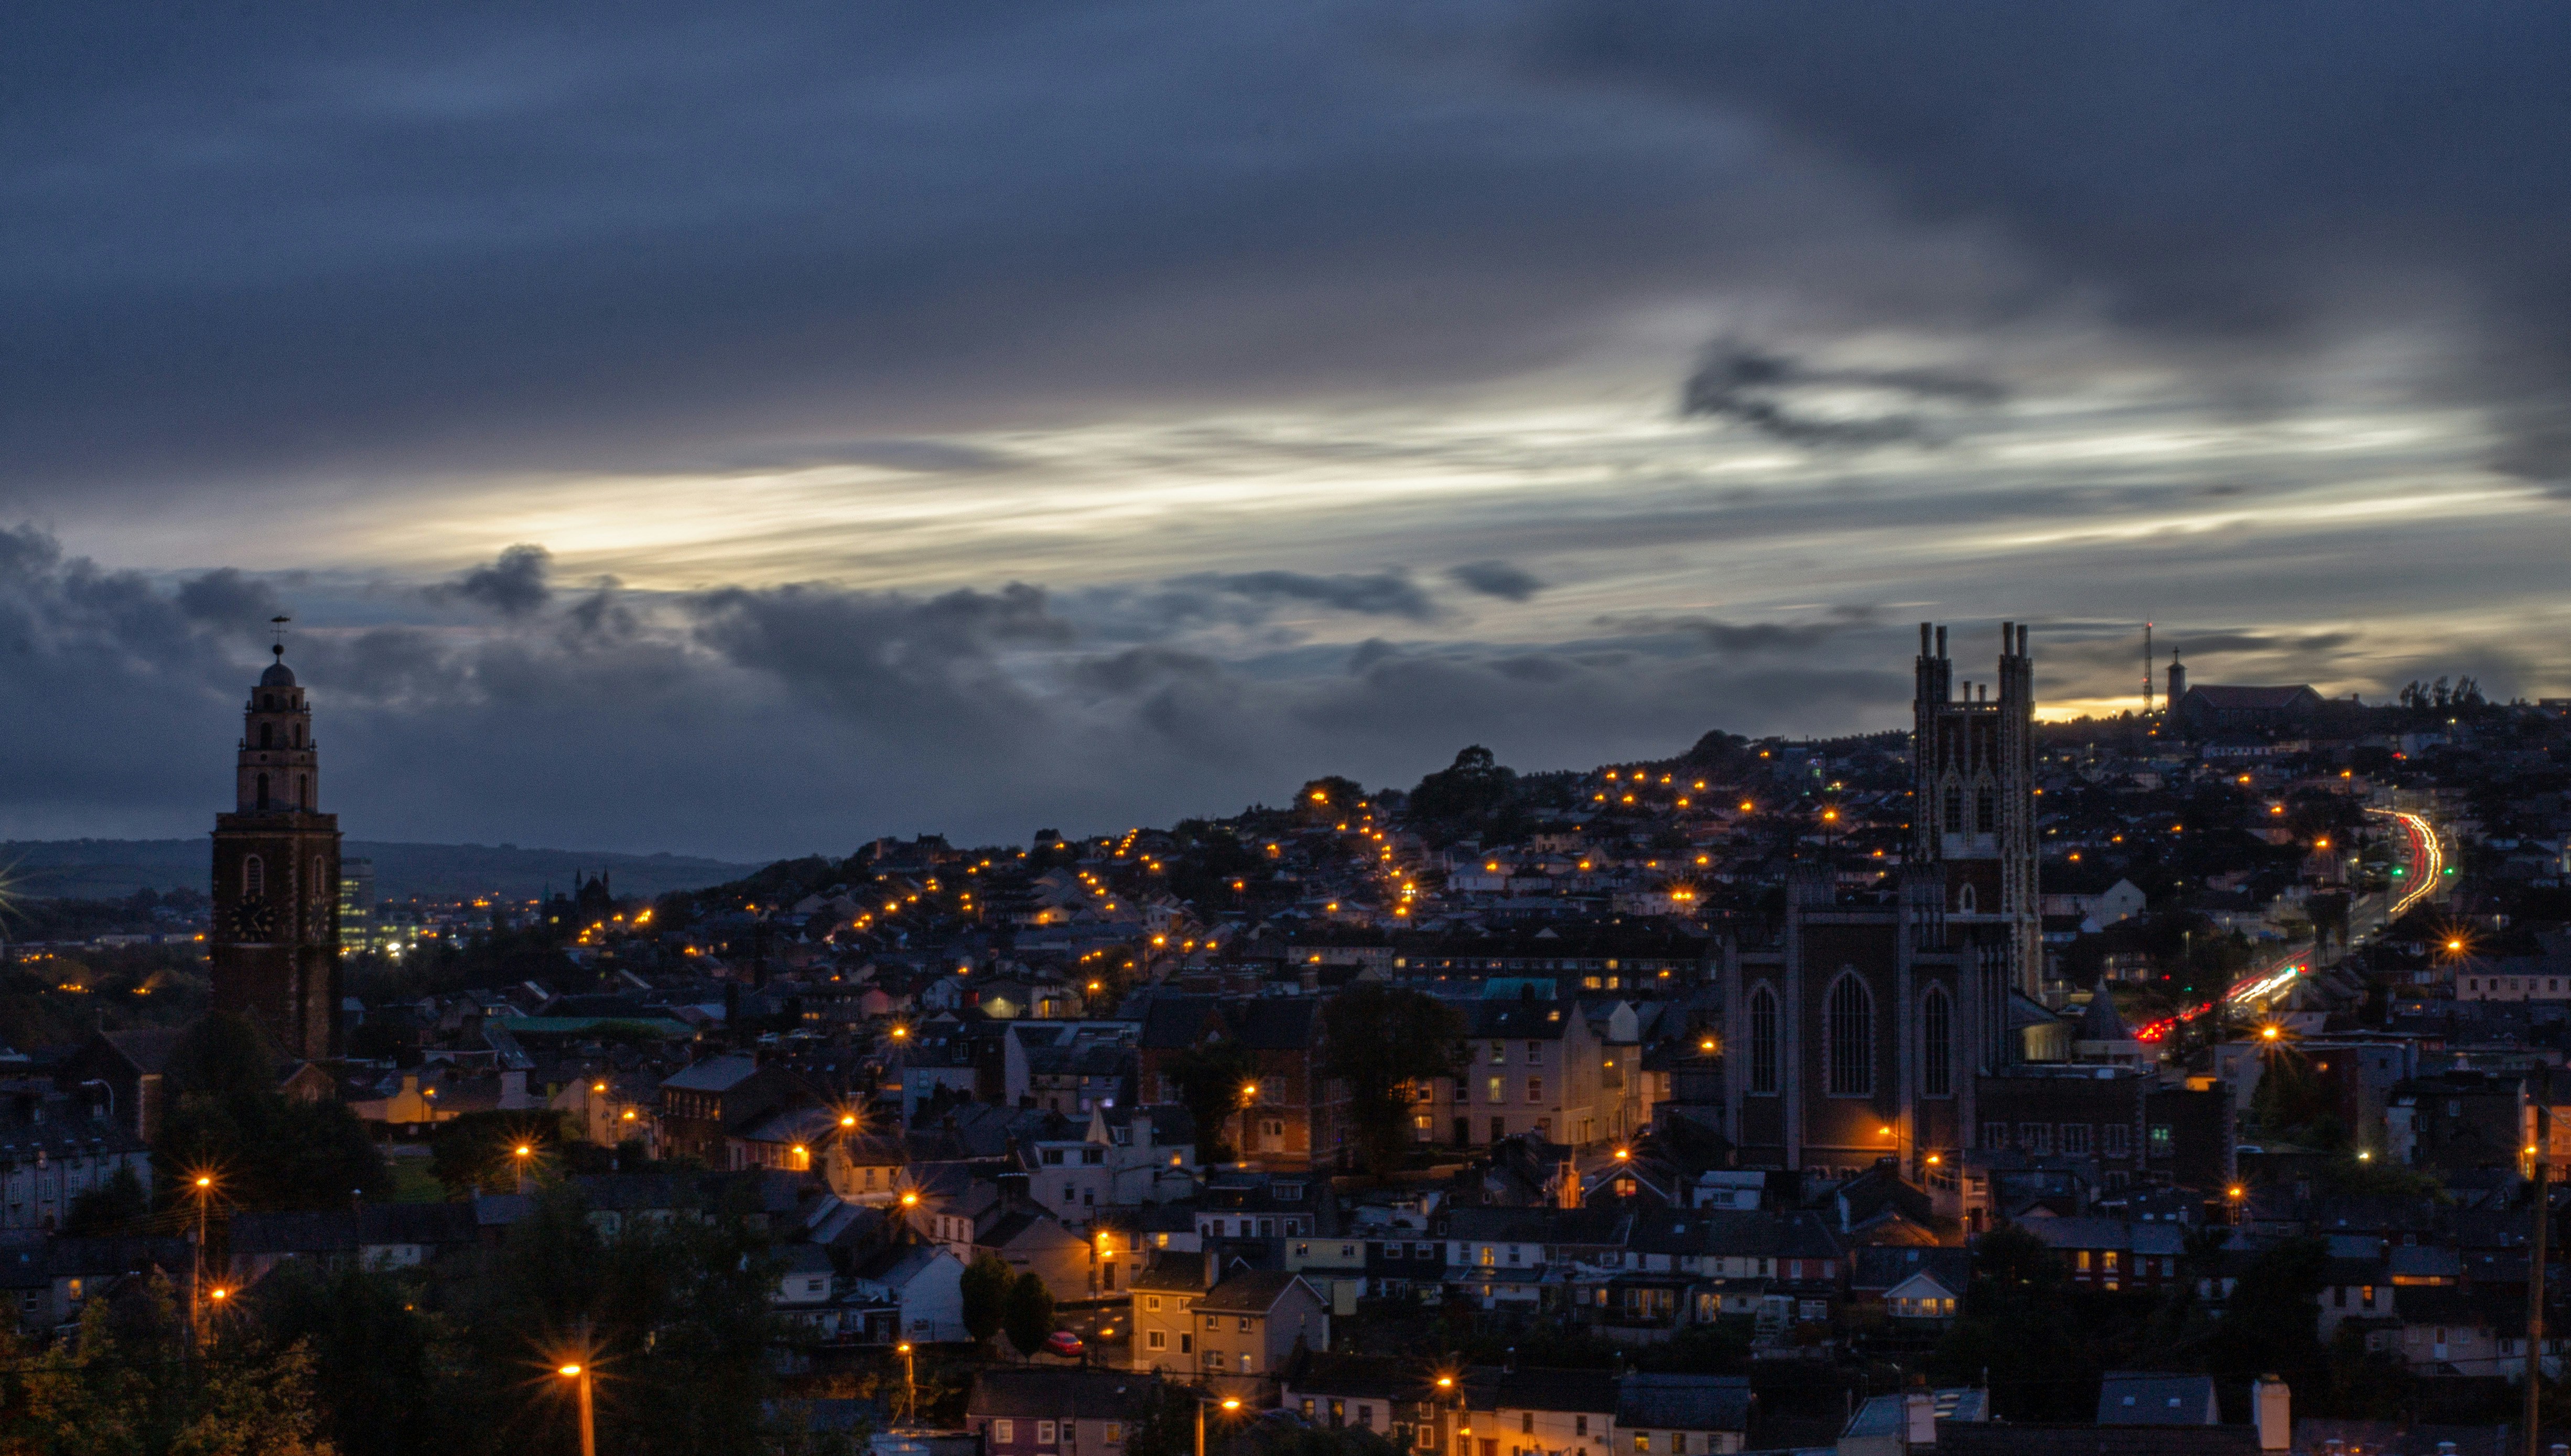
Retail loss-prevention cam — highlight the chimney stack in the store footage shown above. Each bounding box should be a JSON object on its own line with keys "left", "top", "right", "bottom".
{"left": 1903, "top": 1384, "right": 1937, "bottom": 1448}
{"left": 2253, "top": 1376, "right": 2289, "bottom": 1452}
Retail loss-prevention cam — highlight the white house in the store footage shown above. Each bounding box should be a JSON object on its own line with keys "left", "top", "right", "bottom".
{"left": 1024, "top": 1106, "right": 1197, "bottom": 1223}
{"left": 849, "top": 1244, "right": 968, "bottom": 1344}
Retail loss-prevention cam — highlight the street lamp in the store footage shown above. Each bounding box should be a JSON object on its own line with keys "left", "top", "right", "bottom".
{"left": 1195, "top": 1393, "right": 1244, "bottom": 1456}
{"left": 557, "top": 1361, "right": 596, "bottom": 1456}
{"left": 514, "top": 1144, "right": 535, "bottom": 1196}
{"left": 189, "top": 1171, "right": 217, "bottom": 1345}
{"left": 895, "top": 1342, "right": 916, "bottom": 1427}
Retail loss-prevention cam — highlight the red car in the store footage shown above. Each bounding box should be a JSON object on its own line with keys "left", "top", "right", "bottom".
{"left": 1045, "top": 1331, "right": 1085, "bottom": 1359}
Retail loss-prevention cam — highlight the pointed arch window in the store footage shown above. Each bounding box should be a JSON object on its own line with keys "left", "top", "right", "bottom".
{"left": 258, "top": 723, "right": 273, "bottom": 749}
{"left": 243, "top": 855, "right": 264, "bottom": 899}
{"left": 312, "top": 857, "right": 327, "bottom": 900}
{"left": 1975, "top": 781, "right": 1996, "bottom": 834}
{"left": 1921, "top": 985, "right": 1952, "bottom": 1097}
{"left": 1827, "top": 973, "right": 1874, "bottom": 1096}
{"left": 1957, "top": 883, "right": 1977, "bottom": 914}
{"left": 1747, "top": 985, "right": 1779, "bottom": 1095}
{"left": 297, "top": 775, "right": 308, "bottom": 809}
{"left": 1941, "top": 780, "right": 1962, "bottom": 834}
{"left": 255, "top": 773, "right": 270, "bottom": 810}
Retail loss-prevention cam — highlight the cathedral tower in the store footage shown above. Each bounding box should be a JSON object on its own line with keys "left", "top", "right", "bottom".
{"left": 1911, "top": 621, "right": 2041, "bottom": 1005}
{"left": 210, "top": 638, "right": 342, "bottom": 1060}
{"left": 1722, "top": 622, "right": 2041, "bottom": 1177}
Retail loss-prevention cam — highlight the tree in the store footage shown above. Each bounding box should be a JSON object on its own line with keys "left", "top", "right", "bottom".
{"left": 4, "top": 1276, "right": 339, "bottom": 1456}
{"left": 1929, "top": 1224, "right": 2080, "bottom": 1419}
{"left": 157, "top": 1016, "right": 390, "bottom": 1212}
{"left": 960, "top": 1253, "right": 1011, "bottom": 1346}
{"left": 63, "top": 1166, "right": 151, "bottom": 1234}
{"left": 1320, "top": 984, "right": 1463, "bottom": 1176}
{"left": 1407, "top": 747, "right": 1518, "bottom": 845}
{"left": 1001, "top": 1273, "right": 1055, "bottom": 1360}
{"left": 2249, "top": 1048, "right": 2337, "bottom": 1141}
{"left": 2200, "top": 1236, "right": 2329, "bottom": 1396}
{"left": 1165, "top": 1041, "right": 1258, "bottom": 1164}
{"left": 449, "top": 1185, "right": 788, "bottom": 1456}
{"left": 427, "top": 1110, "right": 572, "bottom": 1196}
{"left": 242, "top": 1262, "right": 451, "bottom": 1456}
{"left": 170, "top": 1012, "right": 282, "bottom": 1102}
{"left": 1297, "top": 777, "right": 1366, "bottom": 820}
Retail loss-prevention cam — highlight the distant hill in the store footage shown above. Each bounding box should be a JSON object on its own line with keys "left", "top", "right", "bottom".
{"left": 0, "top": 839, "right": 760, "bottom": 903}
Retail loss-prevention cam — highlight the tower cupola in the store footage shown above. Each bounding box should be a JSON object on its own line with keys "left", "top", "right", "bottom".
{"left": 239, "top": 640, "right": 320, "bottom": 813}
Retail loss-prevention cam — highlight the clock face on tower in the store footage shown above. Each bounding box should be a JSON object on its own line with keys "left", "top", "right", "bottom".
{"left": 229, "top": 899, "right": 277, "bottom": 940}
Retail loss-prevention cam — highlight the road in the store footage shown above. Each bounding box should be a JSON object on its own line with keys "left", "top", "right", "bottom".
{"left": 2365, "top": 807, "right": 2446, "bottom": 921}
{"left": 2131, "top": 805, "right": 2442, "bottom": 1044}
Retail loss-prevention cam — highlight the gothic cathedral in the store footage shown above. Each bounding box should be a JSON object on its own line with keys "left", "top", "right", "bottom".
{"left": 1722, "top": 622, "right": 2039, "bottom": 1176}
{"left": 210, "top": 643, "right": 342, "bottom": 1059}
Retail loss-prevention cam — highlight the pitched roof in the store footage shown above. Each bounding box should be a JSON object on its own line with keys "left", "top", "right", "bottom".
{"left": 2183, "top": 684, "right": 2320, "bottom": 710}
{"left": 1196, "top": 1270, "right": 1316, "bottom": 1314}
{"left": 1230, "top": 998, "right": 1322, "bottom": 1050}
{"left": 1938, "top": 1425, "right": 2257, "bottom": 1456}
{"left": 96, "top": 1027, "right": 187, "bottom": 1075}
{"left": 2097, "top": 1373, "right": 2219, "bottom": 1426}
{"left": 1461, "top": 1366, "right": 1617, "bottom": 1416}
{"left": 1614, "top": 1373, "right": 1753, "bottom": 1433}
{"left": 661, "top": 1055, "right": 764, "bottom": 1093}
{"left": 2078, "top": 994, "right": 2136, "bottom": 1042}
{"left": 1468, "top": 1000, "right": 1577, "bottom": 1040}
{"left": 966, "top": 1368, "right": 1157, "bottom": 1422}
{"left": 1281, "top": 1351, "right": 1422, "bottom": 1401}
{"left": 1850, "top": 1245, "right": 1972, "bottom": 1294}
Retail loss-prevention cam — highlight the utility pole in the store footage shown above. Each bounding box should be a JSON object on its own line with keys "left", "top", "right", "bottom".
{"left": 190, "top": 1173, "right": 213, "bottom": 1346}
{"left": 2531, "top": 1105, "right": 2550, "bottom": 1456}
{"left": 897, "top": 1341, "right": 915, "bottom": 1427}
{"left": 2143, "top": 622, "right": 2154, "bottom": 718}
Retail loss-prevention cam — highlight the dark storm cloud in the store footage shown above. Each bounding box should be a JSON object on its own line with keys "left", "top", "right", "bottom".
{"left": 0, "top": 528, "right": 1940, "bottom": 852}
{"left": 0, "top": 2, "right": 1767, "bottom": 501}
{"left": 1541, "top": 0, "right": 2571, "bottom": 487}
{"left": 1680, "top": 342, "right": 2004, "bottom": 447}
{"left": 425, "top": 544, "right": 553, "bottom": 616}
{"left": 174, "top": 569, "right": 288, "bottom": 632}
{"left": 1447, "top": 560, "right": 1546, "bottom": 602}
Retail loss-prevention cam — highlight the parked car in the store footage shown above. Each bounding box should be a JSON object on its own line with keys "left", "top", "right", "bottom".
{"left": 1045, "top": 1331, "right": 1085, "bottom": 1358}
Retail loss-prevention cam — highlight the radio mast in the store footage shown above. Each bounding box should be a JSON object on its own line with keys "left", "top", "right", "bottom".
{"left": 2143, "top": 622, "right": 2154, "bottom": 717}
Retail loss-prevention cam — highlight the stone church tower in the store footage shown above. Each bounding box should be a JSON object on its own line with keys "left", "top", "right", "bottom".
{"left": 1721, "top": 622, "right": 2040, "bottom": 1178}
{"left": 1911, "top": 621, "right": 2043, "bottom": 1026}
{"left": 210, "top": 640, "right": 341, "bottom": 1060}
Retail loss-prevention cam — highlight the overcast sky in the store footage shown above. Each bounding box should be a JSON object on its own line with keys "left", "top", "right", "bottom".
{"left": 3, "top": 2, "right": 2566, "bottom": 859}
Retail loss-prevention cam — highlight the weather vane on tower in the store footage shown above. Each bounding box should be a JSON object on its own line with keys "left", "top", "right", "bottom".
{"left": 270, "top": 614, "right": 291, "bottom": 661}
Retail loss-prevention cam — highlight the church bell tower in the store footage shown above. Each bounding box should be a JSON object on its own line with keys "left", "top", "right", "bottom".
{"left": 1912, "top": 622, "right": 2041, "bottom": 1032}
{"left": 210, "top": 626, "right": 342, "bottom": 1060}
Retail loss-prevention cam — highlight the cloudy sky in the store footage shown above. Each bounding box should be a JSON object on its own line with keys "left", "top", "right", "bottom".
{"left": 3, "top": 2, "right": 2566, "bottom": 859}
